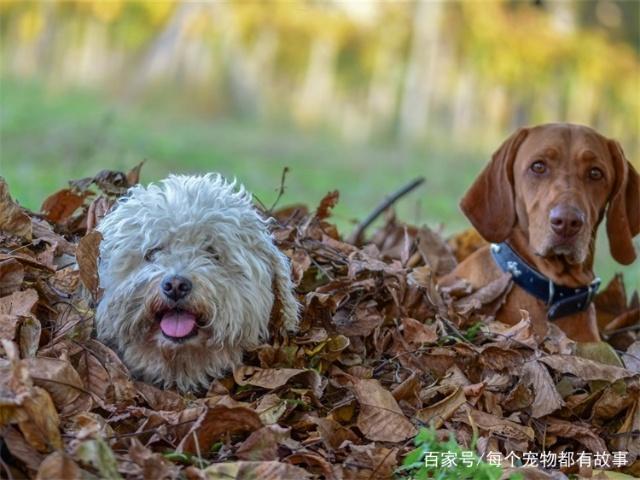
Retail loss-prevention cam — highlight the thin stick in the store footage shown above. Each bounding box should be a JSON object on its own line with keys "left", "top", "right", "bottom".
{"left": 348, "top": 177, "right": 425, "bottom": 245}
{"left": 268, "top": 166, "right": 290, "bottom": 214}
{"left": 603, "top": 323, "right": 640, "bottom": 336}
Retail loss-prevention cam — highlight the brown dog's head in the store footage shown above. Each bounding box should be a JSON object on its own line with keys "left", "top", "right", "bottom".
{"left": 461, "top": 123, "right": 640, "bottom": 265}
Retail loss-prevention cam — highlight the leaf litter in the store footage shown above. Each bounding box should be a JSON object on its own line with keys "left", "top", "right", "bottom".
{"left": 0, "top": 166, "right": 639, "bottom": 479}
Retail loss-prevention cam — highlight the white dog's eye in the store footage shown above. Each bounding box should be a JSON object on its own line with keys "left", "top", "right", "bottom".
{"left": 144, "top": 247, "right": 162, "bottom": 262}
{"left": 205, "top": 246, "right": 220, "bottom": 261}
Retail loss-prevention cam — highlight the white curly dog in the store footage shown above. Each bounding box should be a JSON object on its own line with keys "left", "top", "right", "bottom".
{"left": 95, "top": 174, "right": 299, "bottom": 392}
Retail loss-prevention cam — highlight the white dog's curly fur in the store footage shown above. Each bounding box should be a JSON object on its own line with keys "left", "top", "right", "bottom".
{"left": 95, "top": 174, "right": 299, "bottom": 392}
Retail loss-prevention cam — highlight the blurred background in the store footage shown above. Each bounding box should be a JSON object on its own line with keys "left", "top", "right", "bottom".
{"left": 0, "top": 0, "right": 638, "bottom": 282}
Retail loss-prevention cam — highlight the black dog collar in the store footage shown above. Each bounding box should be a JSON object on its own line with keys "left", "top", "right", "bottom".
{"left": 490, "top": 242, "right": 600, "bottom": 320}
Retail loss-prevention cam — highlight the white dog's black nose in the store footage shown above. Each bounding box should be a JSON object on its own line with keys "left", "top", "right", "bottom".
{"left": 161, "top": 275, "right": 192, "bottom": 301}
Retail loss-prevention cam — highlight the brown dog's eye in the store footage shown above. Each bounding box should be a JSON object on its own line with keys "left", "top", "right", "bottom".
{"left": 589, "top": 167, "right": 604, "bottom": 181}
{"left": 144, "top": 247, "right": 161, "bottom": 262}
{"left": 530, "top": 161, "right": 547, "bottom": 175}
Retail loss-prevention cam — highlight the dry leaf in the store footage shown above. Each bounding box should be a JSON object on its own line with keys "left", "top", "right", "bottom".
{"left": 76, "top": 230, "right": 102, "bottom": 299}
{"left": 416, "top": 387, "right": 466, "bottom": 428}
{"left": 544, "top": 417, "right": 609, "bottom": 453}
{"left": 351, "top": 378, "right": 416, "bottom": 442}
{"left": 26, "top": 357, "right": 90, "bottom": 416}
{"left": 236, "top": 424, "right": 291, "bottom": 461}
{"left": 0, "top": 177, "right": 32, "bottom": 240}
{"left": 401, "top": 317, "right": 438, "bottom": 344}
{"left": 126, "top": 160, "right": 145, "bottom": 186}
{"left": 0, "top": 258, "right": 24, "bottom": 296}
{"left": 179, "top": 405, "right": 262, "bottom": 454}
{"left": 234, "top": 366, "right": 326, "bottom": 398}
{"left": 194, "top": 461, "right": 311, "bottom": 480}
{"left": 312, "top": 417, "right": 359, "bottom": 451}
{"left": 0, "top": 288, "right": 38, "bottom": 316}
{"left": 128, "top": 438, "right": 179, "bottom": 480}
{"left": 36, "top": 451, "right": 83, "bottom": 480}
{"left": 40, "top": 188, "right": 89, "bottom": 224}
{"left": 522, "top": 360, "right": 564, "bottom": 418}
{"left": 540, "top": 355, "right": 636, "bottom": 382}
{"left": 17, "top": 386, "right": 63, "bottom": 452}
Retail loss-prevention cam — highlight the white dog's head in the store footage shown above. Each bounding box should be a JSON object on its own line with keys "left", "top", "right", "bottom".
{"left": 95, "top": 174, "right": 298, "bottom": 392}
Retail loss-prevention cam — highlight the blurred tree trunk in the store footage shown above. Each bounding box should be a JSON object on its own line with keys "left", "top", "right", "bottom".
{"left": 294, "top": 37, "right": 337, "bottom": 126}
{"left": 128, "top": 3, "right": 199, "bottom": 96}
{"left": 398, "top": 1, "right": 443, "bottom": 143}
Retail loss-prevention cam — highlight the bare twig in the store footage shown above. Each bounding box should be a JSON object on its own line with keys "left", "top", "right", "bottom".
{"left": 603, "top": 323, "right": 640, "bottom": 337}
{"left": 348, "top": 177, "right": 425, "bottom": 245}
{"left": 268, "top": 166, "right": 290, "bottom": 214}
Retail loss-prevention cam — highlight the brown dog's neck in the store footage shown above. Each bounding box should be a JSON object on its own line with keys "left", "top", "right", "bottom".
{"left": 506, "top": 228, "right": 595, "bottom": 287}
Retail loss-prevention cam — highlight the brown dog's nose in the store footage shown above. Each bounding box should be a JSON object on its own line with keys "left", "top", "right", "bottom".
{"left": 549, "top": 205, "right": 584, "bottom": 238}
{"left": 161, "top": 275, "right": 192, "bottom": 301}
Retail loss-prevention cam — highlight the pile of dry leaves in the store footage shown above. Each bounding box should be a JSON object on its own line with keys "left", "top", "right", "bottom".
{"left": 1, "top": 165, "right": 638, "bottom": 480}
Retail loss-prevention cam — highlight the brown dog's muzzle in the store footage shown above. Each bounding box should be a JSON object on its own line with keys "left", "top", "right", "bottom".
{"left": 549, "top": 204, "right": 585, "bottom": 240}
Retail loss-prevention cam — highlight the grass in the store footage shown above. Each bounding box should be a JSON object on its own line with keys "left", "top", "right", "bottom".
{"left": 0, "top": 77, "right": 637, "bottom": 286}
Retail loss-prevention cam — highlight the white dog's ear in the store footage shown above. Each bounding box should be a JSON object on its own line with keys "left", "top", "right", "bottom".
{"left": 269, "top": 246, "right": 300, "bottom": 333}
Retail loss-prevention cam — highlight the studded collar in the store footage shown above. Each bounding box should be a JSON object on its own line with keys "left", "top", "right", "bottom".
{"left": 490, "top": 242, "right": 600, "bottom": 320}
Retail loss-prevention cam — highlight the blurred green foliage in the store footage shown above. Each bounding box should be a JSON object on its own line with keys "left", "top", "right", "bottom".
{"left": 0, "top": 1, "right": 637, "bottom": 155}
{"left": 0, "top": 1, "right": 638, "bottom": 285}
{"left": 1, "top": 78, "right": 637, "bottom": 286}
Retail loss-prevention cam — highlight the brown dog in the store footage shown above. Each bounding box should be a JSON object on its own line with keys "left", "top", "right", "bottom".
{"left": 442, "top": 123, "right": 639, "bottom": 342}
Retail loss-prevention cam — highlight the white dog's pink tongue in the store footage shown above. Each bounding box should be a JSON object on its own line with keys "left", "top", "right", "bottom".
{"left": 160, "top": 312, "right": 197, "bottom": 338}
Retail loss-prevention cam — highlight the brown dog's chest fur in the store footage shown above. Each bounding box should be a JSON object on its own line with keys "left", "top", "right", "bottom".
{"left": 442, "top": 245, "right": 600, "bottom": 342}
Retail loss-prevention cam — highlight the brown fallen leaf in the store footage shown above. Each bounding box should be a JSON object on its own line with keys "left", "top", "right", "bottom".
{"left": 314, "top": 190, "right": 339, "bottom": 221}
{"left": 0, "top": 177, "right": 32, "bottom": 240}
{"left": 416, "top": 226, "right": 457, "bottom": 277}
{"left": 0, "top": 288, "right": 38, "bottom": 317}
{"left": 40, "top": 188, "right": 90, "bottom": 224}
{"left": 417, "top": 386, "right": 467, "bottom": 428}
{"left": 86, "top": 195, "right": 114, "bottom": 231}
{"left": 126, "top": 160, "right": 145, "bottom": 186}
{"left": 544, "top": 417, "right": 609, "bottom": 454}
{"left": 622, "top": 341, "right": 640, "bottom": 373}
{"left": 26, "top": 357, "right": 91, "bottom": 416}
{"left": 189, "top": 461, "right": 312, "bottom": 480}
{"left": 76, "top": 339, "right": 136, "bottom": 405}
{"left": 312, "top": 416, "right": 359, "bottom": 451}
{"left": 453, "top": 407, "right": 535, "bottom": 446}
{"left": 286, "top": 451, "right": 338, "bottom": 479}
{"left": 76, "top": 230, "right": 102, "bottom": 300}
{"left": 135, "top": 381, "right": 185, "bottom": 411}
{"left": 0, "top": 313, "right": 19, "bottom": 341}
{"left": 341, "top": 442, "right": 398, "bottom": 480}
{"left": 401, "top": 317, "right": 438, "bottom": 345}
{"left": 18, "top": 315, "right": 41, "bottom": 358}
{"left": 2, "top": 425, "right": 46, "bottom": 471}
{"left": 236, "top": 424, "right": 291, "bottom": 461}
{"left": 17, "top": 386, "right": 63, "bottom": 452}
{"left": 351, "top": 377, "right": 417, "bottom": 442}
{"left": 453, "top": 271, "right": 513, "bottom": 316}
{"left": 0, "top": 258, "right": 24, "bottom": 296}
{"left": 540, "top": 355, "right": 636, "bottom": 382}
{"left": 234, "top": 366, "right": 326, "bottom": 398}
{"left": 179, "top": 405, "right": 263, "bottom": 454}
{"left": 36, "top": 451, "right": 83, "bottom": 480}
{"left": 448, "top": 227, "right": 487, "bottom": 263}
{"left": 522, "top": 360, "right": 564, "bottom": 418}
{"left": 128, "top": 438, "right": 179, "bottom": 480}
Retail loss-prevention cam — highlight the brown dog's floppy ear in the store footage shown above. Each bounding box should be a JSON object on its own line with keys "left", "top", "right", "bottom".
{"left": 606, "top": 140, "right": 640, "bottom": 265}
{"left": 460, "top": 128, "right": 529, "bottom": 243}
